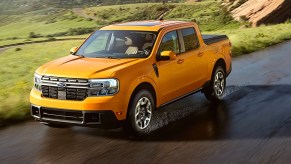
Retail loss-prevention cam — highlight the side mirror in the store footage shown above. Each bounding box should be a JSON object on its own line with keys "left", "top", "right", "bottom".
{"left": 70, "top": 47, "right": 78, "bottom": 54}
{"left": 159, "top": 51, "right": 177, "bottom": 61}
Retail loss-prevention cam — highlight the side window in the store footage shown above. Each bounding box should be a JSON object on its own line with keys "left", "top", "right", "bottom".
{"left": 181, "top": 28, "right": 199, "bottom": 51}
{"left": 159, "top": 31, "right": 179, "bottom": 54}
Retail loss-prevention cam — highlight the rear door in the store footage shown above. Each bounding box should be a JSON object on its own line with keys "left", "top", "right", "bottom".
{"left": 177, "top": 27, "right": 208, "bottom": 91}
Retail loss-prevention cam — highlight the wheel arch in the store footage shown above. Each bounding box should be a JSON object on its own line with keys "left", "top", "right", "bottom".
{"left": 214, "top": 58, "right": 226, "bottom": 73}
{"left": 126, "top": 82, "right": 157, "bottom": 119}
{"left": 202, "top": 58, "right": 227, "bottom": 101}
{"left": 205, "top": 58, "right": 226, "bottom": 88}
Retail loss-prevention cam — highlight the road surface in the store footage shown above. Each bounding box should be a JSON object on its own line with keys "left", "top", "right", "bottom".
{"left": 1, "top": 41, "right": 291, "bottom": 163}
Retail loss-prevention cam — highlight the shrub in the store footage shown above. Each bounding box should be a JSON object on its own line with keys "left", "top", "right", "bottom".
{"left": 67, "top": 27, "right": 95, "bottom": 35}
{"left": 239, "top": 15, "right": 248, "bottom": 22}
{"left": 7, "top": 37, "right": 18, "bottom": 40}
{"left": 98, "top": 12, "right": 110, "bottom": 19}
{"left": 47, "top": 37, "right": 56, "bottom": 41}
{"left": 46, "top": 32, "right": 68, "bottom": 37}
{"left": 15, "top": 48, "right": 21, "bottom": 51}
{"left": 28, "top": 32, "right": 43, "bottom": 38}
{"left": 86, "top": 18, "right": 93, "bottom": 21}
{"left": 285, "top": 19, "right": 291, "bottom": 24}
{"left": 46, "top": 27, "right": 95, "bottom": 37}
{"left": 45, "top": 19, "right": 56, "bottom": 24}
{"left": 254, "top": 33, "right": 266, "bottom": 38}
{"left": 157, "top": 6, "right": 169, "bottom": 12}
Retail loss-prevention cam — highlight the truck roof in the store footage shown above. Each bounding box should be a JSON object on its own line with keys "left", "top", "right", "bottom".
{"left": 100, "top": 20, "right": 194, "bottom": 31}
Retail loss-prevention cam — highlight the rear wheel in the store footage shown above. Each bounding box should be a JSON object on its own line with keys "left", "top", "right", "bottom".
{"left": 125, "top": 89, "right": 154, "bottom": 136}
{"left": 204, "top": 66, "right": 226, "bottom": 102}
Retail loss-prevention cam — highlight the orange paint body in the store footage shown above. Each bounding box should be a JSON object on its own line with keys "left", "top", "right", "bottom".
{"left": 30, "top": 20, "right": 232, "bottom": 123}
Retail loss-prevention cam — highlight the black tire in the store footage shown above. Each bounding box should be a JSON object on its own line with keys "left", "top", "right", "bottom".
{"left": 125, "top": 89, "right": 155, "bottom": 136}
{"left": 43, "top": 123, "right": 70, "bottom": 128}
{"left": 203, "top": 66, "right": 226, "bottom": 102}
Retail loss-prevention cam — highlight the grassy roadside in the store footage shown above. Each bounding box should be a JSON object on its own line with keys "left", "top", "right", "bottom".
{"left": 207, "top": 22, "right": 291, "bottom": 56}
{"left": 0, "top": 40, "right": 83, "bottom": 125}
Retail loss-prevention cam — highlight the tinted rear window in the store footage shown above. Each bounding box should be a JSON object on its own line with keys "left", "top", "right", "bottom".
{"left": 181, "top": 28, "right": 199, "bottom": 51}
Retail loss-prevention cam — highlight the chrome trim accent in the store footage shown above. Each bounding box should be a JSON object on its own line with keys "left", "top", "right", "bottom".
{"left": 41, "top": 118, "right": 82, "bottom": 124}
{"left": 41, "top": 80, "right": 90, "bottom": 86}
{"left": 40, "top": 83, "right": 89, "bottom": 89}
{"left": 68, "top": 79, "right": 77, "bottom": 82}
{"left": 31, "top": 105, "right": 41, "bottom": 119}
{"left": 42, "top": 112, "right": 83, "bottom": 119}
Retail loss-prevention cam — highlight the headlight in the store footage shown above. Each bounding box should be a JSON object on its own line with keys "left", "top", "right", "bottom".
{"left": 34, "top": 73, "right": 42, "bottom": 91}
{"left": 88, "top": 79, "right": 119, "bottom": 96}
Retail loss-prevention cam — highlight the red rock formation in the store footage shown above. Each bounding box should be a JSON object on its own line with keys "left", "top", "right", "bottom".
{"left": 229, "top": 0, "right": 291, "bottom": 26}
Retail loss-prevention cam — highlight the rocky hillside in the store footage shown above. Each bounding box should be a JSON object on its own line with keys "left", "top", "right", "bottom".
{"left": 223, "top": 0, "right": 291, "bottom": 26}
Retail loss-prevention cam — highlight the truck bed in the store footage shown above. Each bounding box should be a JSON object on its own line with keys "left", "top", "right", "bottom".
{"left": 202, "top": 34, "right": 228, "bottom": 45}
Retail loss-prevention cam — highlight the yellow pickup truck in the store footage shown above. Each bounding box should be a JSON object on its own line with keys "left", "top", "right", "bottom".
{"left": 30, "top": 20, "right": 232, "bottom": 135}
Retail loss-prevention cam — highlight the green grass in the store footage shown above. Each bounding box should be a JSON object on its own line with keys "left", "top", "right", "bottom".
{"left": 0, "top": 40, "right": 83, "bottom": 124}
{"left": 207, "top": 23, "right": 291, "bottom": 56}
{"left": 164, "top": 1, "right": 241, "bottom": 31}
{"left": 82, "top": 1, "right": 240, "bottom": 31}
{"left": 0, "top": 9, "right": 97, "bottom": 41}
{"left": 83, "top": 3, "right": 170, "bottom": 23}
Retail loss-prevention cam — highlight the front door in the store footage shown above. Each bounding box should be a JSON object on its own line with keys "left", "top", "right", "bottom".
{"left": 157, "top": 30, "right": 189, "bottom": 104}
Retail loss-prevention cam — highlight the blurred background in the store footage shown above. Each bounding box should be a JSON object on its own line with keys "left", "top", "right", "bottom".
{"left": 1, "top": 0, "right": 291, "bottom": 163}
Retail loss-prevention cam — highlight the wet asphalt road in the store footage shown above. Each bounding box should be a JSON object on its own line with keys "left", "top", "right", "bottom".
{"left": 1, "top": 41, "right": 291, "bottom": 163}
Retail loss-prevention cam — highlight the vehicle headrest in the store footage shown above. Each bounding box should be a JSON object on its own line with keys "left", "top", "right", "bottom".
{"left": 145, "top": 34, "right": 153, "bottom": 41}
{"left": 125, "top": 37, "right": 133, "bottom": 46}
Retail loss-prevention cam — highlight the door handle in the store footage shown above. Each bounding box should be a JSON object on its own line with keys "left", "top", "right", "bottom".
{"left": 177, "top": 59, "right": 184, "bottom": 64}
{"left": 197, "top": 53, "right": 203, "bottom": 57}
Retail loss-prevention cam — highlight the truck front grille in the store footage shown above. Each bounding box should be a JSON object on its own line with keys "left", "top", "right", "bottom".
{"left": 41, "top": 76, "right": 89, "bottom": 101}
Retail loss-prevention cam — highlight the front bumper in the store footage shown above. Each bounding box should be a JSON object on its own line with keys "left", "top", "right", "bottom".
{"left": 30, "top": 88, "right": 127, "bottom": 120}
{"left": 31, "top": 105, "right": 121, "bottom": 128}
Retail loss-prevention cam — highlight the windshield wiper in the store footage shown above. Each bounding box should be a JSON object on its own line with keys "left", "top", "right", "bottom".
{"left": 106, "top": 56, "right": 120, "bottom": 59}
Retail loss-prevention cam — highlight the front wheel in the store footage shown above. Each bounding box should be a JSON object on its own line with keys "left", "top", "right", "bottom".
{"left": 125, "top": 89, "right": 154, "bottom": 136}
{"left": 203, "top": 66, "right": 226, "bottom": 102}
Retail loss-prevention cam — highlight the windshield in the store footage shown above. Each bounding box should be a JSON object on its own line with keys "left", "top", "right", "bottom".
{"left": 76, "top": 30, "right": 157, "bottom": 59}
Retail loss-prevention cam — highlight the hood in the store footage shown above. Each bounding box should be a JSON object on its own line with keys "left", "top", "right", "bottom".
{"left": 36, "top": 55, "right": 139, "bottom": 78}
